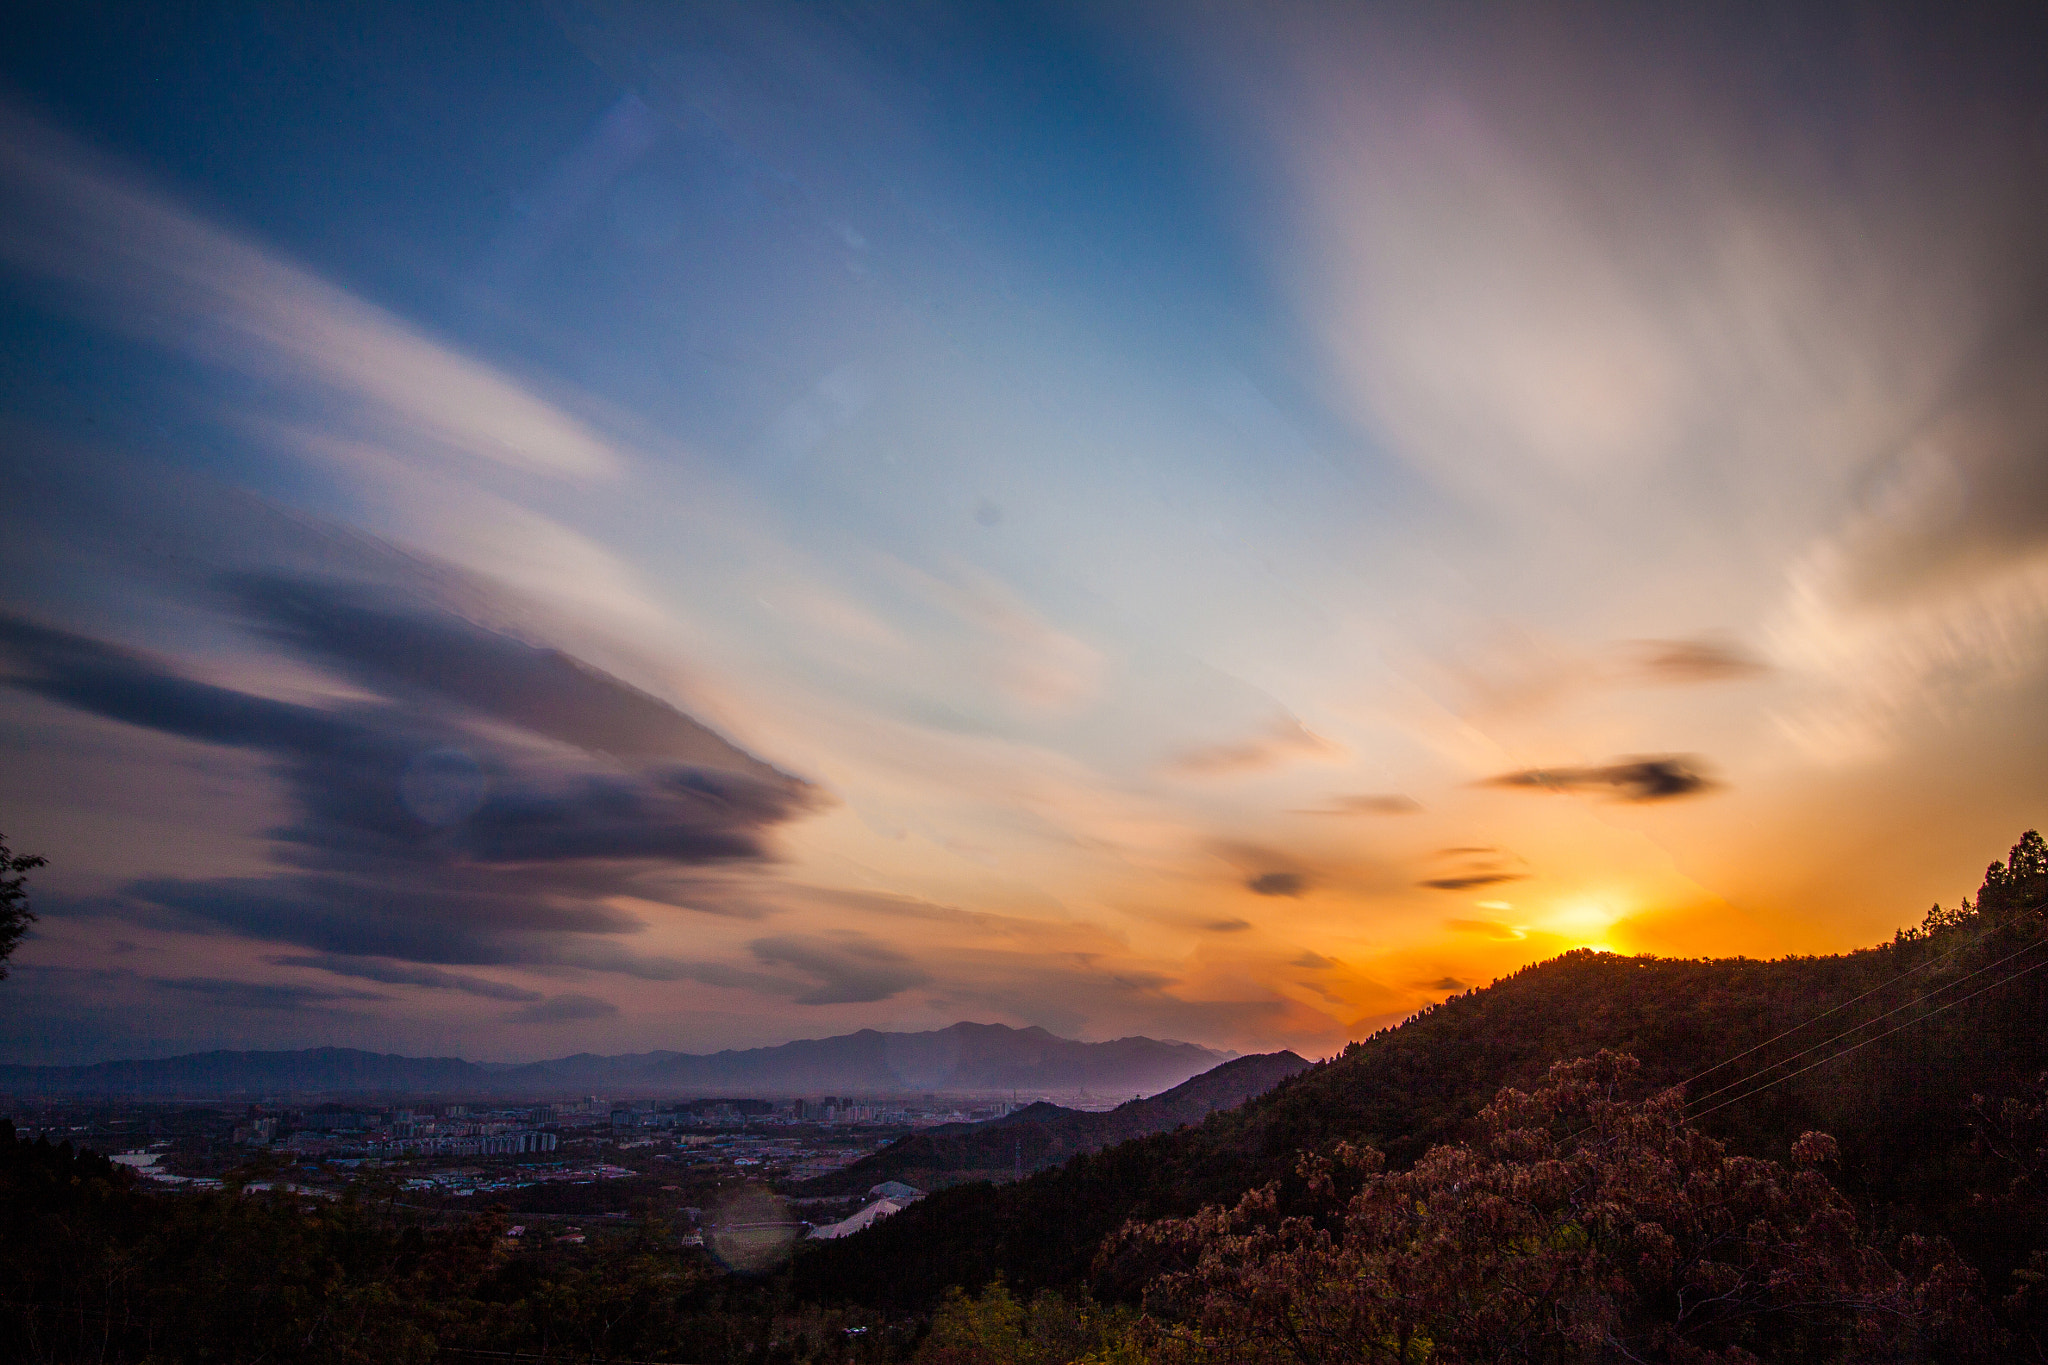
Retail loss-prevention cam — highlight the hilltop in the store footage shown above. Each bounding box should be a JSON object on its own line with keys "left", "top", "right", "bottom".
{"left": 791, "top": 1050, "right": 1312, "bottom": 1194}
{"left": 795, "top": 833, "right": 2048, "bottom": 1312}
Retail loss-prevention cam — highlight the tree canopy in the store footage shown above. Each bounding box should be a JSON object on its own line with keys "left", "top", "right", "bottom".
{"left": 0, "top": 828, "right": 43, "bottom": 978}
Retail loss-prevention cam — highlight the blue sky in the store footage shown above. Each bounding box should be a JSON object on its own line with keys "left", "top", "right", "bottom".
{"left": 2, "top": 2, "right": 2045, "bottom": 1064}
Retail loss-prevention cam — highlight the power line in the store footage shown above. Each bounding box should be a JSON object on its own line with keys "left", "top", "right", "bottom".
{"left": 1682, "top": 933, "right": 2048, "bottom": 1115}
{"left": 1688, "top": 953, "right": 2048, "bottom": 1125}
{"left": 1666, "top": 922, "right": 1993, "bottom": 1096}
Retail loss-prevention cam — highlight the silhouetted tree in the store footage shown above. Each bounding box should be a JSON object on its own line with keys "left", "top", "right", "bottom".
{"left": 0, "top": 829, "right": 43, "bottom": 977}
{"left": 1979, "top": 831, "right": 2048, "bottom": 925}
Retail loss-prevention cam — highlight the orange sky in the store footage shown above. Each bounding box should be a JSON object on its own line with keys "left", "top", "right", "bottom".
{"left": 0, "top": 3, "right": 2043, "bottom": 1064}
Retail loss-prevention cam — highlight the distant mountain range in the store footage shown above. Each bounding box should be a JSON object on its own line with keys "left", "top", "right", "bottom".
{"left": 0, "top": 1023, "right": 1235, "bottom": 1099}
{"left": 795, "top": 1049, "right": 1312, "bottom": 1194}
{"left": 799, "top": 898, "right": 2048, "bottom": 1311}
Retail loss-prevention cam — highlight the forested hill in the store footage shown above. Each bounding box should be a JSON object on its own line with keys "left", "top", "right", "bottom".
{"left": 792, "top": 1050, "right": 1311, "bottom": 1194}
{"left": 795, "top": 832, "right": 2048, "bottom": 1312}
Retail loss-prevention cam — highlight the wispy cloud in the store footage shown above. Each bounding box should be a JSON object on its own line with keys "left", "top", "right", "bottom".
{"left": 1419, "top": 846, "right": 1531, "bottom": 892}
{"left": 1290, "top": 793, "right": 1421, "bottom": 816}
{"left": 747, "top": 934, "right": 932, "bottom": 1005}
{"left": 151, "top": 976, "right": 387, "bottom": 1012}
{"left": 270, "top": 954, "right": 544, "bottom": 1003}
{"left": 1446, "top": 919, "right": 1527, "bottom": 941}
{"left": 1620, "top": 638, "right": 1770, "bottom": 686}
{"left": 508, "top": 993, "right": 620, "bottom": 1024}
{"left": 0, "top": 105, "right": 621, "bottom": 481}
{"left": 1168, "top": 716, "right": 1346, "bottom": 776}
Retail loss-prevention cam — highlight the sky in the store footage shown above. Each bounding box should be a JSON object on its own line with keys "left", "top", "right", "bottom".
{"left": 1, "top": 2, "right": 2045, "bottom": 1066}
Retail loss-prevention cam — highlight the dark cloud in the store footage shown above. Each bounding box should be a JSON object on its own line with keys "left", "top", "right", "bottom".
{"left": 126, "top": 873, "right": 641, "bottom": 964}
{"left": 1420, "top": 873, "right": 1528, "bottom": 891}
{"left": 269, "top": 954, "right": 544, "bottom": 1002}
{"left": 150, "top": 976, "right": 387, "bottom": 1011}
{"left": 1246, "top": 871, "right": 1308, "bottom": 897}
{"left": 1290, "top": 793, "right": 1422, "bottom": 815}
{"left": 1291, "top": 950, "right": 1337, "bottom": 969}
{"left": 747, "top": 934, "right": 931, "bottom": 1005}
{"left": 0, "top": 614, "right": 360, "bottom": 756}
{"left": 0, "top": 608, "right": 820, "bottom": 977}
{"left": 225, "top": 577, "right": 790, "bottom": 781}
{"left": 508, "top": 993, "right": 619, "bottom": 1024}
{"left": 1623, "top": 638, "right": 1769, "bottom": 685}
{"left": 1202, "top": 917, "right": 1254, "bottom": 932}
{"left": 1422, "top": 976, "right": 1467, "bottom": 992}
{"left": 1483, "top": 756, "right": 1717, "bottom": 802}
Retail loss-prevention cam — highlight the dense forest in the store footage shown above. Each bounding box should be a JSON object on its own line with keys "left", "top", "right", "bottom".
{"left": 4, "top": 832, "right": 2046, "bottom": 1363}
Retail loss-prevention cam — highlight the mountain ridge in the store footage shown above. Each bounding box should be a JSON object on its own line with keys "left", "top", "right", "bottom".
{"left": 0, "top": 1022, "right": 1236, "bottom": 1098}
{"left": 794, "top": 894, "right": 2048, "bottom": 1311}
{"left": 791, "top": 1048, "right": 1312, "bottom": 1194}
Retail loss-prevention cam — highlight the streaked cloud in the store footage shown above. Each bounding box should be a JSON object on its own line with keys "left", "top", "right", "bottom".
{"left": 151, "top": 976, "right": 388, "bottom": 1012}
{"left": 0, "top": 605, "right": 819, "bottom": 979}
{"left": 1168, "top": 716, "right": 1346, "bottom": 777}
{"left": 0, "top": 104, "right": 621, "bottom": 481}
{"left": 1290, "top": 794, "right": 1422, "bottom": 816}
{"left": 747, "top": 934, "right": 932, "bottom": 1006}
{"left": 509, "top": 993, "right": 621, "bottom": 1025}
{"left": 2, "top": 3, "right": 2045, "bottom": 1063}
{"left": 270, "top": 954, "right": 545, "bottom": 1003}
{"left": 1446, "top": 919, "right": 1528, "bottom": 942}
{"left": 1620, "top": 638, "right": 1770, "bottom": 686}
{"left": 1419, "top": 846, "right": 1531, "bottom": 892}
{"left": 1483, "top": 757, "right": 1717, "bottom": 803}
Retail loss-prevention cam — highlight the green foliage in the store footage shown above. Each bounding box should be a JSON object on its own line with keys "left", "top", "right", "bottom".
{"left": 916, "top": 1282, "right": 1140, "bottom": 1365}
{"left": 0, "top": 828, "right": 45, "bottom": 976}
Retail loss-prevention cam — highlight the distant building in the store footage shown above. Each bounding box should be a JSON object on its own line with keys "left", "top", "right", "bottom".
{"left": 809, "top": 1195, "right": 912, "bottom": 1239}
{"left": 442, "top": 1130, "right": 557, "bottom": 1156}
{"left": 868, "top": 1180, "right": 923, "bottom": 1201}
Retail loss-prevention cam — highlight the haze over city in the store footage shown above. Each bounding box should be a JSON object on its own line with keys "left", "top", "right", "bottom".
{"left": 2, "top": 2, "right": 2044, "bottom": 1067}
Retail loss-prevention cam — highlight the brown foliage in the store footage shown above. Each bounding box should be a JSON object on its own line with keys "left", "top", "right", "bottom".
{"left": 1116, "top": 1053, "right": 1992, "bottom": 1364}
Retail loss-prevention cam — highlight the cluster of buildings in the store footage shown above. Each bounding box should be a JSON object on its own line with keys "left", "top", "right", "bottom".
{"left": 238, "top": 1103, "right": 574, "bottom": 1158}
{"left": 216, "top": 1095, "right": 955, "bottom": 1161}
{"left": 600, "top": 1096, "right": 976, "bottom": 1128}
{"left": 402, "top": 1162, "right": 636, "bottom": 1197}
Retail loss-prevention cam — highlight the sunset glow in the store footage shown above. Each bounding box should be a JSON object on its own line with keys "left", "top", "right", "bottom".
{"left": 1, "top": 3, "right": 2043, "bottom": 1066}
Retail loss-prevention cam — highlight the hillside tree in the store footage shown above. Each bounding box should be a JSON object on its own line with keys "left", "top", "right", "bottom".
{"left": 0, "top": 829, "right": 42, "bottom": 978}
